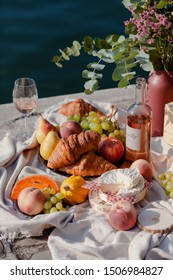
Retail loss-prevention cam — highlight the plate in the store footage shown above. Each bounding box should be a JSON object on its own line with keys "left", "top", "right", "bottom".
{"left": 89, "top": 186, "right": 147, "bottom": 214}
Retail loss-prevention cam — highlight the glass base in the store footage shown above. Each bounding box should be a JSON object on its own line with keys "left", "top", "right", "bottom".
{"left": 10, "top": 112, "right": 40, "bottom": 142}
{"left": 15, "top": 131, "right": 34, "bottom": 142}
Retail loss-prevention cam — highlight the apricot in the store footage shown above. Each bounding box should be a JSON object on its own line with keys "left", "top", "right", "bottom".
{"left": 17, "top": 187, "right": 45, "bottom": 216}
{"left": 130, "top": 159, "right": 153, "bottom": 182}
{"left": 108, "top": 200, "right": 137, "bottom": 231}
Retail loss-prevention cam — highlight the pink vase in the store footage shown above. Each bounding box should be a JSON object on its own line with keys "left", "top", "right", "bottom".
{"left": 146, "top": 71, "right": 173, "bottom": 137}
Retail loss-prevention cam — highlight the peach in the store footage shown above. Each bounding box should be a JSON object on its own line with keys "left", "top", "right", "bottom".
{"left": 130, "top": 159, "right": 153, "bottom": 181}
{"left": 17, "top": 187, "right": 46, "bottom": 216}
{"left": 108, "top": 200, "right": 137, "bottom": 231}
{"left": 60, "top": 120, "right": 82, "bottom": 138}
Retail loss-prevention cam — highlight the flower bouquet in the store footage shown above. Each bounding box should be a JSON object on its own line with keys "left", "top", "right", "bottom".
{"left": 53, "top": 0, "right": 173, "bottom": 94}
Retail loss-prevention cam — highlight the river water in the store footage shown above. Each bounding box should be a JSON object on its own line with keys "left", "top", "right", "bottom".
{"left": 1, "top": 0, "right": 131, "bottom": 104}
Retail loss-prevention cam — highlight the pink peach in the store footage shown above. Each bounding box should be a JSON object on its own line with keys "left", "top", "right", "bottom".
{"left": 108, "top": 200, "right": 137, "bottom": 231}
{"left": 17, "top": 187, "right": 45, "bottom": 216}
{"left": 130, "top": 159, "right": 153, "bottom": 181}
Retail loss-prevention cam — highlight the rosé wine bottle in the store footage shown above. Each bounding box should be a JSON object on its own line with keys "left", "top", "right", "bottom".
{"left": 126, "top": 77, "right": 152, "bottom": 162}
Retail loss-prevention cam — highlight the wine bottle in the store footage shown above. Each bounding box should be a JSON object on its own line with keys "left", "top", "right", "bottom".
{"left": 126, "top": 77, "right": 152, "bottom": 162}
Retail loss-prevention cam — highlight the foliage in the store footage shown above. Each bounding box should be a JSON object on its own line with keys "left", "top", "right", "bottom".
{"left": 53, "top": 0, "right": 173, "bottom": 94}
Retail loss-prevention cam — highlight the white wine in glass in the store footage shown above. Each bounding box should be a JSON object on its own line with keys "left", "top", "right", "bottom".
{"left": 12, "top": 77, "right": 38, "bottom": 141}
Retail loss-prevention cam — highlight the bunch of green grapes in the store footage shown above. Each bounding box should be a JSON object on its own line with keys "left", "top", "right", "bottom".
{"left": 41, "top": 188, "right": 67, "bottom": 213}
{"left": 158, "top": 171, "right": 173, "bottom": 198}
{"left": 68, "top": 111, "right": 126, "bottom": 144}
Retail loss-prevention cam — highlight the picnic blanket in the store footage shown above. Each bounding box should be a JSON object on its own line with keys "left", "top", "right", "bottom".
{"left": 0, "top": 99, "right": 173, "bottom": 260}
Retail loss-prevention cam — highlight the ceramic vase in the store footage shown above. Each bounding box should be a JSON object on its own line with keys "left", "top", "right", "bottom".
{"left": 146, "top": 71, "right": 173, "bottom": 137}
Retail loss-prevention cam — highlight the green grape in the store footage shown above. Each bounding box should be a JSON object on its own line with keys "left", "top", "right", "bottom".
{"left": 114, "top": 129, "right": 120, "bottom": 136}
{"left": 67, "top": 115, "right": 75, "bottom": 121}
{"left": 101, "top": 121, "right": 110, "bottom": 130}
{"left": 109, "top": 133, "right": 115, "bottom": 137}
{"left": 89, "top": 122, "right": 101, "bottom": 131}
{"left": 49, "top": 188, "right": 56, "bottom": 195}
{"left": 50, "top": 196, "right": 58, "bottom": 204}
{"left": 56, "top": 202, "right": 63, "bottom": 210}
{"left": 108, "top": 124, "right": 115, "bottom": 133}
{"left": 165, "top": 171, "right": 173, "bottom": 181}
{"left": 158, "top": 173, "right": 165, "bottom": 180}
{"left": 44, "top": 201, "right": 52, "bottom": 210}
{"left": 89, "top": 111, "right": 97, "bottom": 118}
{"left": 166, "top": 182, "right": 173, "bottom": 193}
{"left": 100, "top": 134, "right": 107, "bottom": 140}
{"left": 45, "top": 194, "right": 51, "bottom": 201}
{"left": 93, "top": 118, "right": 100, "bottom": 124}
{"left": 61, "top": 207, "right": 67, "bottom": 211}
{"left": 50, "top": 207, "right": 58, "bottom": 213}
{"left": 97, "top": 127, "right": 103, "bottom": 134}
{"left": 99, "top": 116, "right": 107, "bottom": 122}
{"left": 73, "top": 113, "right": 80, "bottom": 122}
{"left": 87, "top": 116, "right": 94, "bottom": 123}
{"left": 55, "top": 192, "right": 65, "bottom": 200}
{"left": 80, "top": 119, "right": 89, "bottom": 130}
{"left": 162, "top": 179, "right": 168, "bottom": 188}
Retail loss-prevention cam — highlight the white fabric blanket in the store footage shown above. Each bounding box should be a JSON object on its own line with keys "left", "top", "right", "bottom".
{"left": 0, "top": 98, "right": 173, "bottom": 260}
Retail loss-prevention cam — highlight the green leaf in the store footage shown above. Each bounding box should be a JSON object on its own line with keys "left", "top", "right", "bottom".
{"left": 96, "top": 49, "right": 114, "bottom": 62}
{"left": 122, "top": 0, "right": 133, "bottom": 8}
{"left": 94, "top": 38, "right": 111, "bottom": 49}
{"left": 83, "top": 36, "right": 94, "bottom": 52}
{"left": 64, "top": 47, "right": 74, "bottom": 56}
{"left": 82, "top": 70, "right": 102, "bottom": 80}
{"left": 55, "top": 62, "right": 63, "bottom": 68}
{"left": 59, "top": 49, "right": 70, "bottom": 60}
{"left": 156, "top": 0, "right": 168, "bottom": 9}
{"left": 112, "top": 65, "right": 127, "bottom": 81}
{"left": 72, "top": 40, "right": 81, "bottom": 50}
{"left": 84, "top": 79, "right": 99, "bottom": 94}
{"left": 71, "top": 46, "right": 80, "bottom": 56}
{"left": 105, "top": 34, "right": 119, "bottom": 45}
{"left": 118, "top": 72, "right": 136, "bottom": 87}
{"left": 87, "top": 63, "right": 105, "bottom": 71}
{"left": 121, "top": 71, "right": 136, "bottom": 78}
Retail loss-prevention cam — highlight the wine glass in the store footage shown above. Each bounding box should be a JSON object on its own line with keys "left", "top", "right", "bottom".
{"left": 12, "top": 77, "right": 38, "bottom": 141}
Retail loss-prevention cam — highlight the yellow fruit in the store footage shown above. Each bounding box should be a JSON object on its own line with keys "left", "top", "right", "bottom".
{"left": 40, "top": 131, "right": 60, "bottom": 160}
{"left": 60, "top": 175, "right": 88, "bottom": 205}
{"left": 36, "top": 115, "right": 59, "bottom": 144}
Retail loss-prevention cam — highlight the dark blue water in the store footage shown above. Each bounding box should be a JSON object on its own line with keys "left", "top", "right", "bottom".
{"left": 0, "top": 0, "right": 131, "bottom": 104}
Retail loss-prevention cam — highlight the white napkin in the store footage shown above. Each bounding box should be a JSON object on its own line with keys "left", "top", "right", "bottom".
{"left": 0, "top": 133, "right": 15, "bottom": 166}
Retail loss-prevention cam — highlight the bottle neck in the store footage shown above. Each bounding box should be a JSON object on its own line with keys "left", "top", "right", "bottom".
{"left": 135, "top": 77, "right": 146, "bottom": 105}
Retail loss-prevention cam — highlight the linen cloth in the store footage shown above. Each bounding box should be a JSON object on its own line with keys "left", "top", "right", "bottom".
{"left": 0, "top": 99, "right": 173, "bottom": 260}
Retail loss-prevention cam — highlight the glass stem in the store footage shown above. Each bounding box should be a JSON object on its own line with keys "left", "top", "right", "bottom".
{"left": 24, "top": 115, "right": 27, "bottom": 135}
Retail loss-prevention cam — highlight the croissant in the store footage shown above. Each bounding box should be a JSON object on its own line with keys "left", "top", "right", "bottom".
{"left": 59, "top": 152, "right": 117, "bottom": 177}
{"left": 47, "top": 131, "right": 100, "bottom": 170}
{"left": 58, "top": 98, "right": 104, "bottom": 117}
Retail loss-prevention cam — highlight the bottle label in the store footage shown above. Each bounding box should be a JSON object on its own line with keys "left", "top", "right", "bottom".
{"left": 126, "top": 125, "right": 141, "bottom": 151}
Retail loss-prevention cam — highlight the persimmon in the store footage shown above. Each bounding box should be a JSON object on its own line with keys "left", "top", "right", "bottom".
{"left": 11, "top": 174, "right": 59, "bottom": 200}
